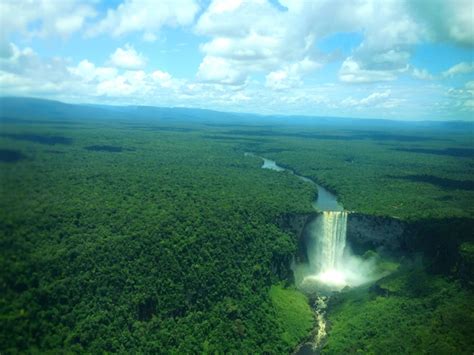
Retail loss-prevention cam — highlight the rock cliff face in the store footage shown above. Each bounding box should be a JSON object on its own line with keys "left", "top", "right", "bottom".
{"left": 346, "top": 213, "right": 409, "bottom": 255}
{"left": 279, "top": 212, "right": 412, "bottom": 257}
{"left": 274, "top": 213, "right": 316, "bottom": 277}
{"left": 278, "top": 212, "right": 411, "bottom": 265}
{"left": 276, "top": 212, "right": 473, "bottom": 284}
{"left": 277, "top": 213, "right": 316, "bottom": 239}
{"left": 278, "top": 212, "right": 318, "bottom": 267}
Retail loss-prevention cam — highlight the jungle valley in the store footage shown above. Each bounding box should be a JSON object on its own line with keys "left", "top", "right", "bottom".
{"left": 1, "top": 97, "right": 473, "bottom": 354}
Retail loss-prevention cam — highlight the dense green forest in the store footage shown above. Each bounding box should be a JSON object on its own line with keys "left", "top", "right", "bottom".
{"left": 1, "top": 98, "right": 473, "bottom": 353}
{"left": 325, "top": 268, "right": 474, "bottom": 354}
{"left": 216, "top": 126, "right": 473, "bottom": 220}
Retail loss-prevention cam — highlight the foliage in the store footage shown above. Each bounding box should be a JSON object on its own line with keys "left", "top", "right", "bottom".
{"left": 0, "top": 118, "right": 315, "bottom": 353}
{"left": 230, "top": 126, "right": 473, "bottom": 220}
{"left": 269, "top": 284, "right": 314, "bottom": 348}
{"left": 1, "top": 99, "right": 473, "bottom": 353}
{"left": 324, "top": 268, "right": 474, "bottom": 354}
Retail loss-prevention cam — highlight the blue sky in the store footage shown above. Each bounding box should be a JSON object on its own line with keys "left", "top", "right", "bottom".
{"left": 0, "top": 0, "right": 473, "bottom": 121}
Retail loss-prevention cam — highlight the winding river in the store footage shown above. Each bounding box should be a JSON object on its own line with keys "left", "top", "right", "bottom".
{"left": 258, "top": 156, "right": 344, "bottom": 354}
{"left": 261, "top": 157, "right": 343, "bottom": 211}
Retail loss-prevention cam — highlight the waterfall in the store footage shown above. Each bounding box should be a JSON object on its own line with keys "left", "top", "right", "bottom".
{"left": 309, "top": 211, "right": 348, "bottom": 274}
{"left": 316, "top": 211, "right": 348, "bottom": 272}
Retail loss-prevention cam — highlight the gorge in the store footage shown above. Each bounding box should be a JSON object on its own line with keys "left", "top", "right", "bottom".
{"left": 260, "top": 157, "right": 380, "bottom": 292}
{"left": 260, "top": 156, "right": 392, "bottom": 352}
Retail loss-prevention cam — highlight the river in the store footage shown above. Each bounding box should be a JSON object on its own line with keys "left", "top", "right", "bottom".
{"left": 261, "top": 157, "right": 343, "bottom": 212}
{"left": 259, "top": 156, "right": 344, "bottom": 354}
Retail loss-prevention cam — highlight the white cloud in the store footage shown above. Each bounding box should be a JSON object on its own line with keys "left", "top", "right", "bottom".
{"left": 93, "top": 69, "right": 176, "bottom": 97}
{"left": 0, "top": 43, "right": 73, "bottom": 84}
{"left": 265, "top": 58, "right": 321, "bottom": 90}
{"left": 69, "top": 60, "right": 118, "bottom": 82}
{"left": 446, "top": 81, "right": 474, "bottom": 112}
{"left": 442, "top": 62, "right": 474, "bottom": 77}
{"left": 409, "top": 0, "right": 474, "bottom": 47}
{"left": 337, "top": 1, "right": 424, "bottom": 83}
{"left": 465, "top": 81, "right": 474, "bottom": 91}
{"left": 1, "top": 0, "right": 472, "bottom": 99}
{"left": 0, "top": 41, "right": 182, "bottom": 104}
{"left": 464, "top": 100, "right": 474, "bottom": 109}
{"left": 412, "top": 67, "right": 434, "bottom": 80}
{"left": 195, "top": 0, "right": 423, "bottom": 86}
{"left": 341, "top": 89, "right": 392, "bottom": 107}
{"left": 197, "top": 56, "right": 247, "bottom": 85}
{"left": 0, "top": 43, "right": 83, "bottom": 98}
{"left": 89, "top": 0, "right": 200, "bottom": 37}
{"left": 151, "top": 70, "right": 171, "bottom": 81}
{"left": 195, "top": 0, "right": 473, "bottom": 87}
{"left": 0, "top": 0, "right": 96, "bottom": 39}
{"left": 360, "top": 90, "right": 391, "bottom": 105}
{"left": 0, "top": 46, "right": 468, "bottom": 120}
{"left": 68, "top": 61, "right": 176, "bottom": 97}
{"left": 108, "top": 45, "right": 147, "bottom": 70}
{"left": 96, "top": 76, "right": 135, "bottom": 97}
{"left": 265, "top": 70, "right": 299, "bottom": 90}
{"left": 151, "top": 70, "right": 175, "bottom": 88}
{"left": 142, "top": 32, "right": 158, "bottom": 42}
{"left": 339, "top": 57, "right": 404, "bottom": 83}
{"left": 195, "top": 0, "right": 321, "bottom": 85}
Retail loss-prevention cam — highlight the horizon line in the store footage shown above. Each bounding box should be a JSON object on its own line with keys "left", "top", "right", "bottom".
{"left": 1, "top": 95, "right": 472, "bottom": 124}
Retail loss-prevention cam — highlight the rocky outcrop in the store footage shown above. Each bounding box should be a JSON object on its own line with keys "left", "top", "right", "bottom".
{"left": 271, "top": 213, "right": 317, "bottom": 281}
{"left": 277, "top": 211, "right": 474, "bottom": 285}
{"left": 347, "top": 214, "right": 474, "bottom": 284}
{"left": 277, "top": 213, "right": 316, "bottom": 237}
{"left": 279, "top": 212, "right": 411, "bottom": 263}
{"left": 276, "top": 212, "right": 318, "bottom": 264}
{"left": 346, "top": 213, "right": 410, "bottom": 255}
{"left": 279, "top": 212, "right": 412, "bottom": 260}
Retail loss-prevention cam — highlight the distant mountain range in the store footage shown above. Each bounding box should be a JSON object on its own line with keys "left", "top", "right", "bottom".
{"left": 0, "top": 96, "right": 472, "bottom": 130}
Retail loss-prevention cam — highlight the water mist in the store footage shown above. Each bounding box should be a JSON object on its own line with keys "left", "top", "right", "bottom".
{"left": 295, "top": 211, "right": 383, "bottom": 293}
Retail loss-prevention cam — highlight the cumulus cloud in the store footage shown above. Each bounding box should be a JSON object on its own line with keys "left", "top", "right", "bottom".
{"left": 265, "top": 70, "right": 300, "bottom": 90}
{"left": 151, "top": 70, "right": 173, "bottom": 88}
{"left": 0, "top": 0, "right": 96, "bottom": 61}
{"left": 341, "top": 90, "right": 393, "bottom": 107}
{"left": 339, "top": 57, "right": 406, "bottom": 83}
{"left": 412, "top": 67, "right": 434, "bottom": 80}
{"left": 195, "top": 0, "right": 472, "bottom": 86}
{"left": 0, "top": 43, "right": 73, "bottom": 85}
{"left": 0, "top": 41, "right": 179, "bottom": 103}
{"left": 195, "top": 0, "right": 421, "bottom": 85}
{"left": 68, "top": 60, "right": 176, "bottom": 97}
{"left": 360, "top": 90, "right": 391, "bottom": 104}
{"left": 0, "top": 0, "right": 96, "bottom": 39}
{"left": 108, "top": 45, "right": 147, "bottom": 70}
{"left": 409, "top": 0, "right": 474, "bottom": 47}
{"left": 89, "top": 0, "right": 200, "bottom": 38}
{"left": 0, "top": 43, "right": 82, "bottom": 98}
{"left": 447, "top": 81, "right": 474, "bottom": 112}
{"left": 0, "top": 43, "right": 468, "bottom": 120}
{"left": 197, "top": 55, "right": 248, "bottom": 85}
{"left": 442, "top": 62, "right": 474, "bottom": 77}
{"left": 195, "top": 0, "right": 323, "bottom": 85}
{"left": 69, "top": 60, "right": 118, "bottom": 82}
{"left": 1, "top": 0, "right": 473, "bottom": 120}
{"left": 265, "top": 58, "right": 321, "bottom": 90}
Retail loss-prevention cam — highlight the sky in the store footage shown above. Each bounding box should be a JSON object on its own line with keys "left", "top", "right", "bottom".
{"left": 0, "top": 0, "right": 473, "bottom": 121}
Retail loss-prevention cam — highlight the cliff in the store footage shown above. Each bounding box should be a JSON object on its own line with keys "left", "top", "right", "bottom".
{"left": 346, "top": 213, "right": 409, "bottom": 255}
{"left": 275, "top": 211, "right": 474, "bottom": 286}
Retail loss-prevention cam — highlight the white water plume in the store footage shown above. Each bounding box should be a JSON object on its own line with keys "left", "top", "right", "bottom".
{"left": 313, "top": 211, "right": 347, "bottom": 272}
{"left": 296, "top": 211, "right": 382, "bottom": 292}
{"left": 255, "top": 155, "right": 387, "bottom": 293}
